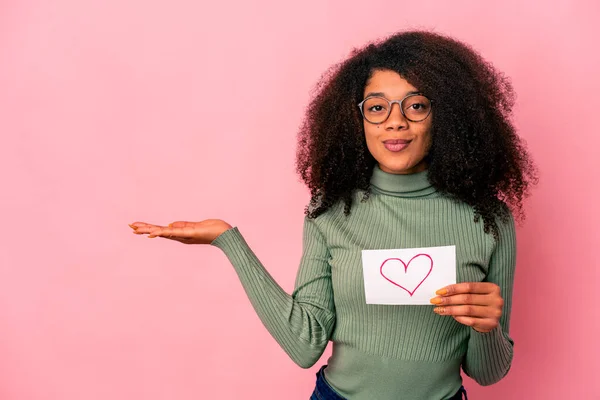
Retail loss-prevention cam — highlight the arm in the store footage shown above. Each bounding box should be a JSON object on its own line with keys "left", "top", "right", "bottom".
{"left": 210, "top": 217, "right": 336, "bottom": 368}
{"left": 462, "top": 214, "right": 517, "bottom": 385}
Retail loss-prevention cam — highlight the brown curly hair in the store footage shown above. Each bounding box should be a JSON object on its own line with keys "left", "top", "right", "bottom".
{"left": 295, "top": 30, "right": 537, "bottom": 239}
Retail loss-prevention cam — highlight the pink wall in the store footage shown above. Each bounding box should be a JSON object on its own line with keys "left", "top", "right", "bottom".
{"left": 1, "top": 1, "right": 598, "bottom": 399}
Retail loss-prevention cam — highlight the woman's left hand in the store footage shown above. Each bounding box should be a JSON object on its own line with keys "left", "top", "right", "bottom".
{"left": 430, "top": 282, "right": 503, "bottom": 333}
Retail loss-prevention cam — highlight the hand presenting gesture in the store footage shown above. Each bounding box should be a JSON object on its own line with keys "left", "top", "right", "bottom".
{"left": 129, "top": 219, "right": 232, "bottom": 245}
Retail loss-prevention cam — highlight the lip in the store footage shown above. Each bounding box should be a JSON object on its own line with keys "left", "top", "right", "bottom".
{"left": 383, "top": 139, "right": 412, "bottom": 144}
{"left": 383, "top": 139, "right": 412, "bottom": 152}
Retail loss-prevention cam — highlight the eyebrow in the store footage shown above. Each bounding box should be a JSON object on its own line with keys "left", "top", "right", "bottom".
{"left": 364, "top": 90, "right": 421, "bottom": 98}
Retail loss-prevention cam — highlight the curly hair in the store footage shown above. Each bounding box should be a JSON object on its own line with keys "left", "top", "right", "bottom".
{"left": 295, "top": 30, "right": 537, "bottom": 239}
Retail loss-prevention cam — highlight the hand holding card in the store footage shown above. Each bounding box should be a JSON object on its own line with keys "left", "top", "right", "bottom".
{"left": 430, "top": 282, "right": 504, "bottom": 333}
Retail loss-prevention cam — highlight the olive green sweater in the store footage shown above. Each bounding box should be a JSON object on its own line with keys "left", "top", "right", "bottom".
{"left": 211, "top": 165, "right": 516, "bottom": 400}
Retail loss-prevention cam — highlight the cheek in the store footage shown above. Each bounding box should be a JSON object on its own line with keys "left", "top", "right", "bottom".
{"left": 363, "top": 125, "right": 382, "bottom": 151}
{"left": 363, "top": 132, "right": 380, "bottom": 161}
{"left": 423, "top": 132, "right": 432, "bottom": 151}
{"left": 418, "top": 127, "right": 433, "bottom": 153}
{"left": 363, "top": 123, "right": 382, "bottom": 139}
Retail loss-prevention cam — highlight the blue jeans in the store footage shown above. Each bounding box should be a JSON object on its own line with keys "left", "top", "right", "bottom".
{"left": 310, "top": 365, "right": 468, "bottom": 400}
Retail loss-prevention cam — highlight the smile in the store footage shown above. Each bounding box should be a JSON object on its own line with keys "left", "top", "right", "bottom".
{"left": 383, "top": 139, "right": 412, "bottom": 152}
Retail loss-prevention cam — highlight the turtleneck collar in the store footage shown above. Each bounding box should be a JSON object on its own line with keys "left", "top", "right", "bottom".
{"left": 369, "top": 164, "right": 437, "bottom": 198}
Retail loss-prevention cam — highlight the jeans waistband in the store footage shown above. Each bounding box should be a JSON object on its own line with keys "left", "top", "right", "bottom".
{"left": 312, "top": 365, "right": 468, "bottom": 400}
{"left": 314, "top": 365, "right": 345, "bottom": 399}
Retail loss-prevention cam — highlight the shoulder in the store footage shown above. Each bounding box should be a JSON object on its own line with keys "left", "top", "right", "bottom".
{"left": 496, "top": 206, "right": 517, "bottom": 244}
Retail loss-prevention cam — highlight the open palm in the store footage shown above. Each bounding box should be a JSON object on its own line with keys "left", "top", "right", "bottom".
{"left": 129, "top": 219, "right": 232, "bottom": 245}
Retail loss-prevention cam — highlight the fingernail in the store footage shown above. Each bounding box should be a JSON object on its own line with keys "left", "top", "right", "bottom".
{"left": 436, "top": 288, "right": 448, "bottom": 296}
{"left": 168, "top": 224, "right": 173, "bottom": 228}
{"left": 433, "top": 307, "right": 444, "bottom": 314}
{"left": 148, "top": 235, "right": 155, "bottom": 238}
{"left": 129, "top": 224, "right": 137, "bottom": 230}
{"left": 430, "top": 297, "right": 443, "bottom": 305}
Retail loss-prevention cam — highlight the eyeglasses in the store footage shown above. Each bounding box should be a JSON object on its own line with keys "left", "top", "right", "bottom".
{"left": 358, "top": 94, "right": 433, "bottom": 124}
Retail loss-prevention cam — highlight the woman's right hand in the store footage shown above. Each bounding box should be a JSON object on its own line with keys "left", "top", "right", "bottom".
{"left": 129, "top": 219, "right": 233, "bottom": 245}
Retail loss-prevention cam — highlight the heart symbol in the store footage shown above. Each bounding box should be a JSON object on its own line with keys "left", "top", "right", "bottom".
{"left": 379, "top": 254, "right": 433, "bottom": 296}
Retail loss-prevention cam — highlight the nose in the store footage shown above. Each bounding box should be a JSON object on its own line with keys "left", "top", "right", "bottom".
{"left": 385, "top": 102, "right": 408, "bottom": 130}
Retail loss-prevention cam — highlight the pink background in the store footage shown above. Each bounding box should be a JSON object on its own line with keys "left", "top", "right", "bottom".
{"left": 1, "top": 1, "right": 598, "bottom": 399}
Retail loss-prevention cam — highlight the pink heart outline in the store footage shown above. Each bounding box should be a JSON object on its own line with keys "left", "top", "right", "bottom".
{"left": 379, "top": 254, "right": 433, "bottom": 296}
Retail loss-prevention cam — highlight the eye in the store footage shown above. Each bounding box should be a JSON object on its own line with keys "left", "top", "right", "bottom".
{"left": 364, "top": 99, "right": 388, "bottom": 112}
{"left": 405, "top": 101, "right": 431, "bottom": 114}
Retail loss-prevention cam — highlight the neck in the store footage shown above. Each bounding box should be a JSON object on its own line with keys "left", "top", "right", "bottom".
{"left": 369, "top": 164, "right": 437, "bottom": 198}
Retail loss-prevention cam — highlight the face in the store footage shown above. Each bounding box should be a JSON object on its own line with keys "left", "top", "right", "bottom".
{"left": 362, "top": 69, "right": 433, "bottom": 175}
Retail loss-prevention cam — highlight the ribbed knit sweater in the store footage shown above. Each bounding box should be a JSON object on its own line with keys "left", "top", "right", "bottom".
{"left": 211, "top": 165, "right": 516, "bottom": 400}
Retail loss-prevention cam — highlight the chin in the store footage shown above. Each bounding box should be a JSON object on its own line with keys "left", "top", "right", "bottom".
{"left": 379, "top": 158, "right": 426, "bottom": 175}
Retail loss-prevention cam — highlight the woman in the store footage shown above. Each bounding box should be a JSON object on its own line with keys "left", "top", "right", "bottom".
{"left": 129, "top": 30, "right": 536, "bottom": 400}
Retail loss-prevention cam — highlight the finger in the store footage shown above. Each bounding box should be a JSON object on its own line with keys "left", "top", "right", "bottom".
{"left": 131, "top": 224, "right": 156, "bottom": 234}
{"left": 135, "top": 224, "right": 166, "bottom": 235}
{"left": 129, "top": 222, "right": 151, "bottom": 230}
{"left": 433, "top": 305, "right": 500, "bottom": 319}
{"left": 130, "top": 222, "right": 172, "bottom": 227}
{"left": 436, "top": 282, "right": 500, "bottom": 296}
{"left": 147, "top": 226, "right": 195, "bottom": 239}
{"left": 167, "top": 221, "right": 192, "bottom": 228}
{"left": 147, "top": 227, "right": 168, "bottom": 238}
{"left": 452, "top": 316, "right": 498, "bottom": 333}
{"left": 430, "top": 293, "right": 491, "bottom": 306}
{"left": 166, "top": 226, "right": 197, "bottom": 238}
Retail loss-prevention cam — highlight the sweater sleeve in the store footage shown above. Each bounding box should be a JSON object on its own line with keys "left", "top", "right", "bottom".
{"left": 462, "top": 213, "right": 517, "bottom": 385}
{"left": 210, "top": 217, "right": 336, "bottom": 368}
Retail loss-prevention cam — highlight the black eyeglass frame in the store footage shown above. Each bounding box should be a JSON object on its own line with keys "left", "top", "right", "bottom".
{"left": 357, "top": 93, "right": 434, "bottom": 124}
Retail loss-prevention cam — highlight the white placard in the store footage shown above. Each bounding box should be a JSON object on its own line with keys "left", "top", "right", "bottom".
{"left": 361, "top": 246, "right": 456, "bottom": 305}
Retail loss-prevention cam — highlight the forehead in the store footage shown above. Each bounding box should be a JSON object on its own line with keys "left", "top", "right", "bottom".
{"left": 364, "top": 69, "right": 418, "bottom": 97}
